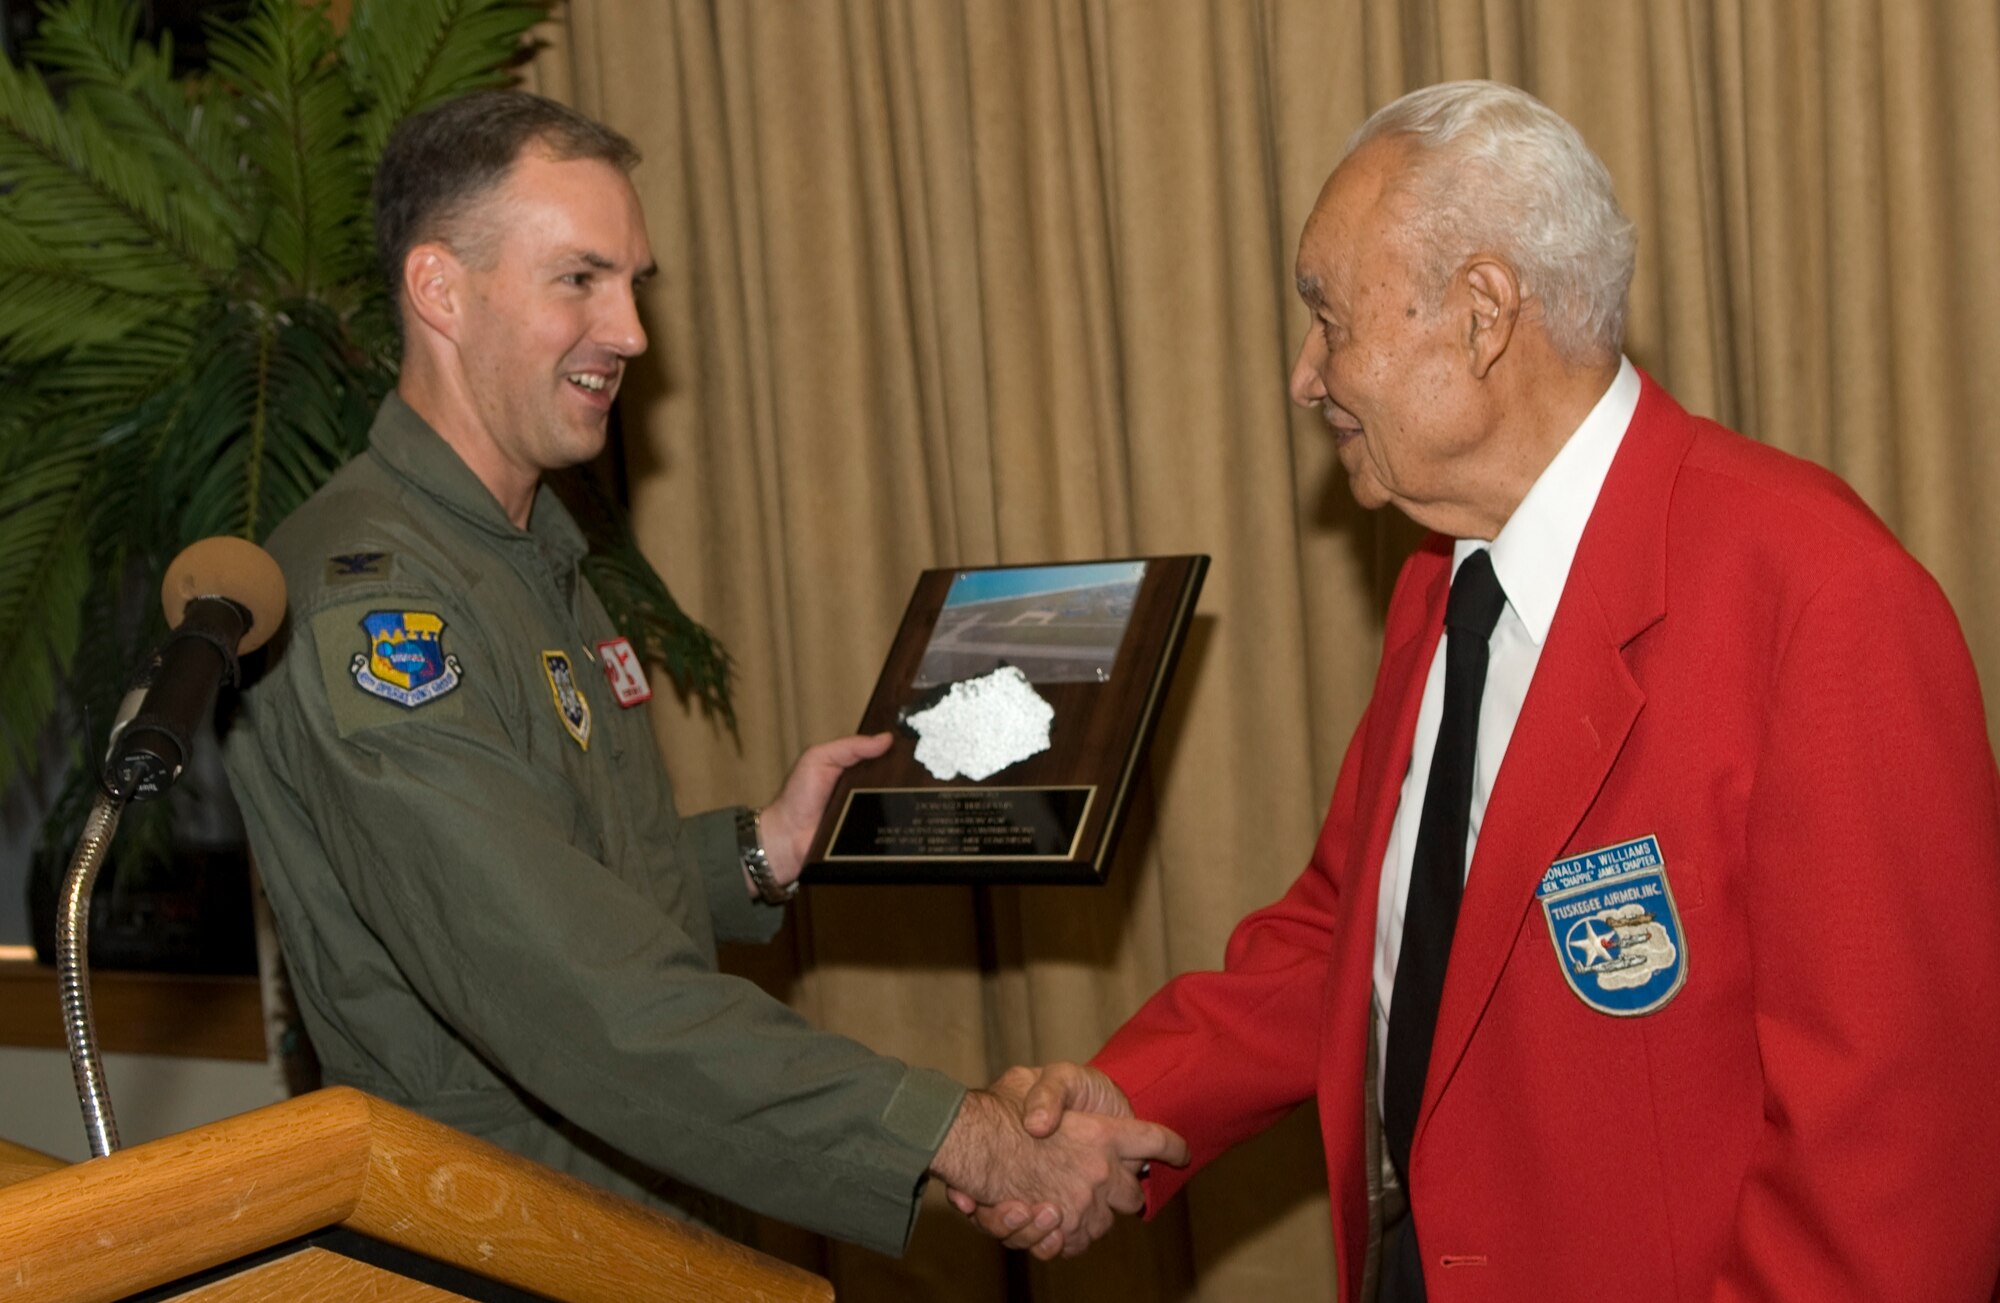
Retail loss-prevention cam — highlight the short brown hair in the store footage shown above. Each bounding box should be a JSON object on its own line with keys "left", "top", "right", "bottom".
{"left": 372, "top": 90, "right": 641, "bottom": 309}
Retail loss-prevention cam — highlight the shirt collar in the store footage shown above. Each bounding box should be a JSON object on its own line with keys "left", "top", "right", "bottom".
{"left": 366, "top": 390, "right": 589, "bottom": 567}
{"left": 1453, "top": 355, "right": 1640, "bottom": 644}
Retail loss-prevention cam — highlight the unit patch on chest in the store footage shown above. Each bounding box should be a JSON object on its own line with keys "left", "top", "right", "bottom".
{"left": 541, "top": 650, "right": 593, "bottom": 750}
{"left": 1536, "top": 835, "right": 1688, "bottom": 1017}
{"left": 595, "top": 636, "right": 652, "bottom": 707}
{"left": 350, "top": 610, "right": 462, "bottom": 707}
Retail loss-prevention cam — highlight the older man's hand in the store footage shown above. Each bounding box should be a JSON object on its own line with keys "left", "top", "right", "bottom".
{"left": 937, "top": 1063, "right": 1171, "bottom": 1259}
{"left": 929, "top": 1069, "right": 1185, "bottom": 1260}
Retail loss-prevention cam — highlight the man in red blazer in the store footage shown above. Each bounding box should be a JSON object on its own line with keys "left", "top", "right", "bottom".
{"left": 959, "top": 82, "right": 2000, "bottom": 1299}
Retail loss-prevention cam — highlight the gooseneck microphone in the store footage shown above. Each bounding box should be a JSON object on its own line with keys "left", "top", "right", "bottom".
{"left": 64, "top": 536, "right": 286, "bottom": 1157}
{"left": 103, "top": 537, "right": 286, "bottom": 801}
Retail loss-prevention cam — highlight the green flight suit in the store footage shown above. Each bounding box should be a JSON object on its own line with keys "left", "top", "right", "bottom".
{"left": 221, "top": 393, "right": 964, "bottom": 1256}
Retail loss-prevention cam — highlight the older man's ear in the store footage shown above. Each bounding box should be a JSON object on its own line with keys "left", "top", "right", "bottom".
{"left": 1462, "top": 256, "right": 1522, "bottom": 378}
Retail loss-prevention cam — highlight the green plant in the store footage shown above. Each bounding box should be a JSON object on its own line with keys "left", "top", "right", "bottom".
{"left": 0, "top": 0, "right": 735, "bottom": 828}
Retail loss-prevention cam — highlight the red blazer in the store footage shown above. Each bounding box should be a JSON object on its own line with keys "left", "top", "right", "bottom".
{"left": 1095, "top": 374, "right": 2000, "bottom": 1301}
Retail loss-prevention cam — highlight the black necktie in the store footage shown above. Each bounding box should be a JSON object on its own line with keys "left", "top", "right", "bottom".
{"left": 1382, "top": 548, "right": 1507, "bottom": 1290}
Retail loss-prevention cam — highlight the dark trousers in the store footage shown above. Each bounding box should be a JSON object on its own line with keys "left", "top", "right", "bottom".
{"left": 1378, "top": 1205, "right": 1426, "bottom": 1302}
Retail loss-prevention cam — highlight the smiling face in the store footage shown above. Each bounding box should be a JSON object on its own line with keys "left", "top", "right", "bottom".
{"left": 1287, "top": 137, "right": 1496, "bottom": 533}
{"left": 450, "top": 149, "right": 655, "bottom": 483}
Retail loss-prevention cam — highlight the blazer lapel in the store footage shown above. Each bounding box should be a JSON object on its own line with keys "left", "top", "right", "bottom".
{"left": 1418, "top": 372, "right": 1697, "bottom": 1128}
{"left": 1346, "top": 545, "right": 1451, "bottom": 903}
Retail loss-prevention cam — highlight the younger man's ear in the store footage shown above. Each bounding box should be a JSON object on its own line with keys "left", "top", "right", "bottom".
{"left": 402, "top": 243, "right": 463, "bottom": 341}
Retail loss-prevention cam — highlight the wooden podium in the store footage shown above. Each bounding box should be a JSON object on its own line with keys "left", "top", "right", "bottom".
{"left": 0, "top": 1086, "right": 834, "bottom": 1302}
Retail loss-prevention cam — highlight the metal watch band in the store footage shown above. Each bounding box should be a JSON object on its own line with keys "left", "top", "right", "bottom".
{"left": 736, "top": 806, "right": 797, "bottom": 904}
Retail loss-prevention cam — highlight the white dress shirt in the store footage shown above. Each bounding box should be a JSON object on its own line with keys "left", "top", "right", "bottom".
{"left": 1371, "top": 357, "right": 1640, "bottom": 1101}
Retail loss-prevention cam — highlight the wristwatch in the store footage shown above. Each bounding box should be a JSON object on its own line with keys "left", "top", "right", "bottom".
{"left": 736, "top": 807, "right": 798, "bottom": 904}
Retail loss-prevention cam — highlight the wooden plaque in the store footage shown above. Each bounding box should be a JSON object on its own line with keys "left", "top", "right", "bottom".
{"left": 803, "top": 555, "right": 1207, "bottom": 885}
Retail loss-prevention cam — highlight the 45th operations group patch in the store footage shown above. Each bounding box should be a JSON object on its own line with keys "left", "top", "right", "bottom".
{"left": 1536, "top": 835, "right": 1687, "bottom": 1016}
{"left": 350, "top": 610, "right": 463, "bottom": 708}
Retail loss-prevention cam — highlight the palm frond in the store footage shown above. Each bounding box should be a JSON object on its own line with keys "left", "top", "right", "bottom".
{"left": 0, "top": 421, "right": 102, "bottom": 786}
{"left": 51, "top": 315, "right": 199, "bottom": 406}
{"left": 0, "top": 49, "right": 232, "bottom": 288}
{"left": 206, "top": 0, "right": 369, "bottom": 298}
{"left": 0, "top": 221, "right": 192, "bottom": 363}
{"left": 344, "top": 0, "right": 549, "bottom": 165}
{"left": 27, "top": 0, "right": 255, "bottom": 249}
{"left": 147, "top": 302, "right": 375, "bottom": 545}
{"left": 64, "top": 334, "right": 204, "bottom": 568}
{"left": 0, "top": 366, "right": 37, "bottom": 471}
{"left": 150, "top": 307, "right": 267, "bottom": 542}
{"left": 0, "top": 324, "right": 192, "bottom": 498}
{"left": 236, "top": 301, "right": 380, "bottom": 535}
{"left": 247, "top": 301, "right": 381, "bottom": 535}
{"left": 0, "top": 312, "right": 209, "bottom": 784}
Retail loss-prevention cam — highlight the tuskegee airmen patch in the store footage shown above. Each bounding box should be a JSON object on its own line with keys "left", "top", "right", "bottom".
{"left": 1537, "top": 835, "right": 1687, "bottom": 1016}
{"left": 541, "top": 650, "right": 592, "bottom": 750}
{"left": 350, "top": 611, "right": 461, "bottom": 708}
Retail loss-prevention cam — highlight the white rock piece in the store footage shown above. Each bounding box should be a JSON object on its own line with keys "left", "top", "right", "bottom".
{"left": 907, "top": 666, "right": 1054, "bottom": 781}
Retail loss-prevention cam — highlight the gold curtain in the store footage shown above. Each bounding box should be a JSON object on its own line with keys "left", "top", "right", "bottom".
{"left": 524, "top": 3, "right": 2000, "bottom": 1299}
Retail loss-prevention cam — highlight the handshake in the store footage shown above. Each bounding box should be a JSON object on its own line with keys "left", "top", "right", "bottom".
{"left": 926, "top": 1063, "right": 1188, "bottom": 1261}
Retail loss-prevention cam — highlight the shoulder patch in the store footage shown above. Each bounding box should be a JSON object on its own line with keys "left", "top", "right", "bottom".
{"left": 307, "top": 602, "right": 468, "bottom": 738}
{"left": 325, "top": 551, "right": 393, "bottom": 583}
{"left": 350, "top": 610, "right": 463, "bottom": 708}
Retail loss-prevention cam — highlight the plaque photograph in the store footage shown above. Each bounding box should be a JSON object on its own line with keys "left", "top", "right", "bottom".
{"left": 803, "top": 554, "right": 1208, "bottom": 885}
{"left": 911, "top": 560, "right": 1147, "bottom": 688}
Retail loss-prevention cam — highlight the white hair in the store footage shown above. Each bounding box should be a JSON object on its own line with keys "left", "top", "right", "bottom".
{"left": 1346, "top": 81, "right": 1636, "bottom": 364}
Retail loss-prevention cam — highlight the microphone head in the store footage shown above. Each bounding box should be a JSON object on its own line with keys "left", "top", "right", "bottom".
{"left": 160, "top": 537, "right": 287, "bottom": 653}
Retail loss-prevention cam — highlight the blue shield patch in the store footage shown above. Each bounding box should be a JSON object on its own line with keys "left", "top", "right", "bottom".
{"left": 350, "top": 611, "right": 462, "bottom": 708}
{"left": 1537, "top": 835, "right": 1687, "bottom": 1017}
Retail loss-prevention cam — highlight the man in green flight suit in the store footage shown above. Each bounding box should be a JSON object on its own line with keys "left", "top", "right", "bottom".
{"left": 222, "top": 89, "right": 1184, "bottom": 1259}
